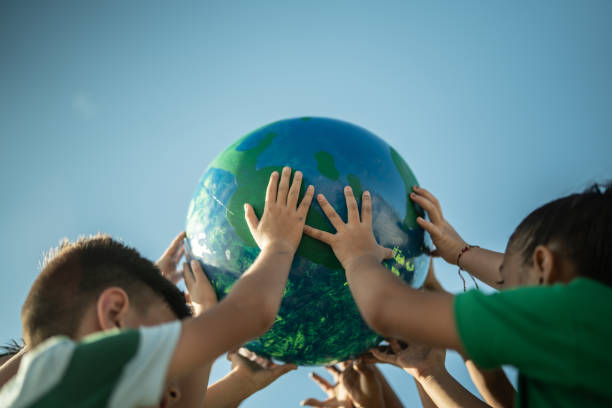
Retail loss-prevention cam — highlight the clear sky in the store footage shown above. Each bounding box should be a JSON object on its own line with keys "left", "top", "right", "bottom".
{"left": 1, "top": 1, "right": 611, "bottom": 406}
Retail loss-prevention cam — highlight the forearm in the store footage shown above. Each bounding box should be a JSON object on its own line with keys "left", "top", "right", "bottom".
{"left": 416, "top": 368, "right": 490, "bottom": 408}
{"left": 415, "top": 379, "right": 437, "bottom": 408}
{"left": 225, "top": 246, "right": 294, "bottom": 328}
{"left": 371, "top": 366, "right": 404, "bottom": 408}
{"left": 458, "top": 248, "right": 504, "bottom": 289}
{"left": 0, "top": 347, "right": 26, "bottom": 387}
{"left": 177, "top": 364, "right": 212, "bottom": 408}
{"left": 169, "top": 248, "right": 293, "bottom": 379}
{"left": 346, "top": 257, "right": 461, "bottom": 351}
{"left": 345, "top": 255, "right": 410, "bottom": 329}
{"left": 204, "top": 370, "right": 248, "bottom": 408}
{"left": 464, "top": 360, "right": 515, "bottom": 408}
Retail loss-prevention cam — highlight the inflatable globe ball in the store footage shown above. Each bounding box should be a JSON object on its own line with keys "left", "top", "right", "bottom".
{"left": 185, "top": 117, "right": 429, "bottom": 366}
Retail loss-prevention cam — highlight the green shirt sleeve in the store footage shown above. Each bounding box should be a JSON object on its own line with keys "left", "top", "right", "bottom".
{"left": 454, "top": 284, "right": 576, "bottom": 382}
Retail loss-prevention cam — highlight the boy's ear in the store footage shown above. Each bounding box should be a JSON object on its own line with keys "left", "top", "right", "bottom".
{"left": 533, "top": 245, "right": 557, "bottom": 284}
{"left": 96, "top": 287, "right": 131, "bottom": 331}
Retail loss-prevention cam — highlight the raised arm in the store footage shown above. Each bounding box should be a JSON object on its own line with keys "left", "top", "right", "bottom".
{"left": 371, "top": 340, "right": 489, "bottom": 408}
{"left": 304, "top": 187, "right": 462, "bottom": 352}
{"left": 0, "top": 345, "right": 27, "bottom": 388}
{"left": 409, "top": 186, "right": 504, "bottom": 289}
{"left": 205, "top": 349, "right": 296, "bottom": 408}
{"left": 464, "top": 360, "right": 515, "bottom": 408}
{"left": 168, "top": 167, "right": 314, "bottom": 380}
{"left": 423, "top": 263, "right": 515, "bottom": 408}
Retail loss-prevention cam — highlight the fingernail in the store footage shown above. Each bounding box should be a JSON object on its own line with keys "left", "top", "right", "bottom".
{"left": 364, "top": 191, "right": 370, "bottom": 197}
{"left": 295, "top": 171, "right": 302, "bottom": 177}
{"left": 345, "top": 186, "right": 351, "bottom": 191}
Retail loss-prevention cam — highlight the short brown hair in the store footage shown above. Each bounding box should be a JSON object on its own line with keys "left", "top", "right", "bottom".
{"left": 22, "top": 234, "right": 191, "bottom": 346}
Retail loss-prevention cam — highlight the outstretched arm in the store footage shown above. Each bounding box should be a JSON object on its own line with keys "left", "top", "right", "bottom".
{"left": 421, "top": 264, "right": 515, "bottom": 408}
{"left": 0, "top": 345, "right": 27, "bottom": 388}
{"left": 304, "top": 187, "right": 463, "bottom": 352}
{"left": 371, "top": 340, "right": 489, "bottom": 408}
{"left": 409, "top": 186, "right": 504, "bottom": 289}
{"left": 205, "top": 349, "right": 296, "bottom": 408}
{"left": 168, "top": 167, "right": 314, "bottom": 380}
{"left": 464, "top": 360, "right": 515, "bottom": 408}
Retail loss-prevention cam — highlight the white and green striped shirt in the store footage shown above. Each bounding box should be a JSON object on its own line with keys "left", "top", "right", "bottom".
{"left": 0, "top": 320, "right": 181, "bottom": 408}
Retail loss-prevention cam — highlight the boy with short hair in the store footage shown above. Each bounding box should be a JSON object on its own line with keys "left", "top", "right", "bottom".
{"left": 1, "top": 166, "right": 313, "bottom": 408}
{"left": 305, "top": 182, "right": 612, "bottom": 407}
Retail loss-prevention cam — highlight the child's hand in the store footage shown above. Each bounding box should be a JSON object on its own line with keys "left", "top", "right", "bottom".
{"left": 183, "top": 260, "right": 217, "bottom": 316}
{"left": 302, "top": 361, "right": 384, "bottom": 408}
{"left": 245, "top": 166, "right": 314, "bottom": 254}
{"left": 304, "top": 186, "right": 393, "bottom": 271}
{"left": 226, "top": 348, "right": 297, "bottom": 397}
{"left": 156, "top": 231, "right": 186, "bottom": 284}
{"left": 410, "top": 186, "right": 468, "bottom": 265}
{"left": 370, "top": 339, "right": 446, "bottom": 381}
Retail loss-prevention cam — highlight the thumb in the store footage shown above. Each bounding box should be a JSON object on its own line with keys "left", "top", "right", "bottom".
{"left": 244, "top": 203, "right": 259, "bottom": 233}
{"left": 370, "top": 348, "right": 393, "bottom": 364}
{"left": 271, "top": 363, "right": 297, "bottom": 378}
{"left": 381, "top": 246, "right": 394, "bottom": 260}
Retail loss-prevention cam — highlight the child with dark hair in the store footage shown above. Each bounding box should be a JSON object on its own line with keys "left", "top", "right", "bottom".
{"left": 305, "top": 182, "right": 612, "bottom": 407}
{"left": 0, "top": 166, "right": 314, "bottom": 408}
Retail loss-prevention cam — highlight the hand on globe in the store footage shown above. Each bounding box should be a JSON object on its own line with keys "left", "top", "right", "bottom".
{"left": 409, "top": 186, "right": 468, "bottom": 265}
{"left": 183, "top": 259, "right": 217, "bottom": 316}
{"left": 304, "top": 186, "right": 393, "bottom": 271}
{"left": 244, "top": 166, "right": 314, "bottom": 255}
{"left": 156, "top": 231, "right": 186, "bottom": 284}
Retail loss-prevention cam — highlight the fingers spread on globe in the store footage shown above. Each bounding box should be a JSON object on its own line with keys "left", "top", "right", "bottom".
{"left": 304, "top": 186, "right": 393, "bottom": 270}
{"left": 244, "top": 166, "right": 314, "bottom": 255}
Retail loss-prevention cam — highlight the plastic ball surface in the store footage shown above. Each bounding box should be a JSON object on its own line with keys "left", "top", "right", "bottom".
{"left": 186, "top": 117, "right": 429, "bottom": 365}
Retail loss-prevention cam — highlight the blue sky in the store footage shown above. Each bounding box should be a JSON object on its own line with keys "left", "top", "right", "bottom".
{"left": 1, "top": 1, "right": 611, "bottom": 406}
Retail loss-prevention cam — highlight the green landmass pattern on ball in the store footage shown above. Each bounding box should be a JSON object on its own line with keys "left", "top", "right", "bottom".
{"left": 209, "top": 130, "right": 345, "bottom": 271}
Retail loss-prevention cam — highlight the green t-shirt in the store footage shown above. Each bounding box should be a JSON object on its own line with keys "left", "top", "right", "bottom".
{"left": 0, "top": 320, "right": 181, "bottom": 408}
{"left": 454, "top": 278, "right": 612, "bottom": 407}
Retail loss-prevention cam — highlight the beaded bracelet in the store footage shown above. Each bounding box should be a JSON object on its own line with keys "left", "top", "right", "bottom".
{"left": 456, "top": 245, "right": 480, "bottom": 291}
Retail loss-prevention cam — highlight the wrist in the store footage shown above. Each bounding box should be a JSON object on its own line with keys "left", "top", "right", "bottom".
{"left": 455, "top": 244, "right": 478, "bottom": 268}
{"left": 343, "top": 253, "right": 381, "bottom": 273}
{"left": 217, "top": 369, "right": 252, "bottom": 402}
{"left": 260, "top": 241, "right": 296, "bottom": 257}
